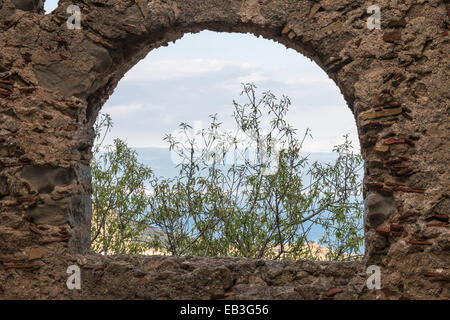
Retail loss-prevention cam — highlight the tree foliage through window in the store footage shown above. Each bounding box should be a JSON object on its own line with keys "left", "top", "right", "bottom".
{"left": 91, "top": 84, "right": 364, "bottom": 261}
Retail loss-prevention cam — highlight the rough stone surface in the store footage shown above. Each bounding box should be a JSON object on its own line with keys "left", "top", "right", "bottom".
{"left": 0, "top": 0, "right": 448, "bottom": 299}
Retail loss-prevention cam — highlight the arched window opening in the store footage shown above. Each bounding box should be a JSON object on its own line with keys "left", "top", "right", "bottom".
{"left": 91, "top": 31, "right": 364, "bottom": 261}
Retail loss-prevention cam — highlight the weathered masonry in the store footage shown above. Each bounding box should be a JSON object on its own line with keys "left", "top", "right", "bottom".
{"left": 0, "top": 0, "right": 448, "bottom": 299}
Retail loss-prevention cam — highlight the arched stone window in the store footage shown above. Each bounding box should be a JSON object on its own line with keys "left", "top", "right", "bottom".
{"left": 0, "top": 0, "right": 448, "bottom": 300}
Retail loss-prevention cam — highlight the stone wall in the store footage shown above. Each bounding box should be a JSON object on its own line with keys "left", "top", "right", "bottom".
{"left": 0, "top": 0, "right": 448, "bottom": 299}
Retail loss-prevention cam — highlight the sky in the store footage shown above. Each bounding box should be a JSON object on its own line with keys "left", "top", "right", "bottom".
{"left": 44, "top": 1, "right": 360, "bottom": 153}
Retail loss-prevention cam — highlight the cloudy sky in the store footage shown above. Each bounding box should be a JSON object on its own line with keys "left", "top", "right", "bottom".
{"left": 45, "top": 1, "right": 359, "bottom": 153}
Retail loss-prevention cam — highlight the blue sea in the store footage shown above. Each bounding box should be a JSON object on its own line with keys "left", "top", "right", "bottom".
{"left": 133, "top": 147, "right": 342, "bottom": 179}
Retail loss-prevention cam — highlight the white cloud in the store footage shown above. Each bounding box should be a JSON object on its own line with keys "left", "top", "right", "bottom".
{"left": 218, "top": 70, "right": 267, "bottom": 90}
{"left": 237, "top": 71, "right": 266, "bottom": 83}
{"left": 123, "top": 59, "right": 256, "bottom": 82}
{"left": 216, "top": 64, "right": 336, "bottom": 92}
{"left": 287, "top": 104, "right": 359, "bottom": 153}
{"left": 104, "top": 104, "right": 144, "bottom": 114}
{"left": 271, "top": 75, "right": 335, "bottom": 86}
